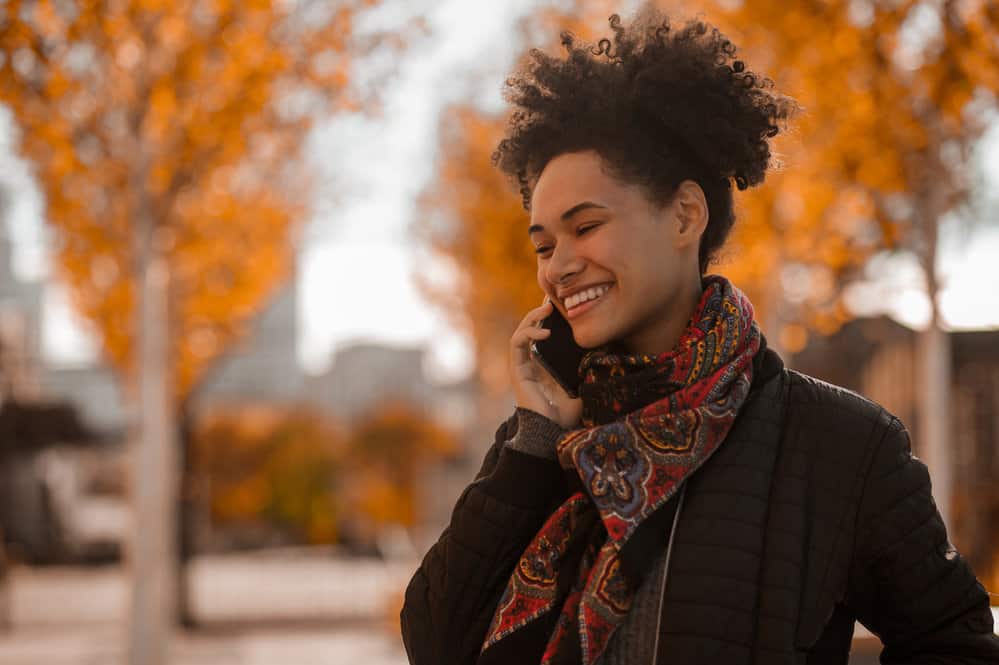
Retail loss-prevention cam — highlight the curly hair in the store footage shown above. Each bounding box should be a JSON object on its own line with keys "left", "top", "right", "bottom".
{"left": 492, "top": 10, "right": 800, "bottom": 274}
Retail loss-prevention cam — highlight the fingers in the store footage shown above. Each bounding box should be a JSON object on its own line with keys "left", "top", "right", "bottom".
{"left": 523, "top": 299, "right": 552, "bottom": 329}
{"left": 511, "top": 300, "right": 553, "bottom": 363}
{"left": 507, "top": 298, "right": 583, "bottom": 429}
{"left": 511, "top": 325, "right": 550, "bottom": 368}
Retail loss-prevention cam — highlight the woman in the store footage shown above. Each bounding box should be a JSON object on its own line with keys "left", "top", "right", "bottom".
{"left": 400, "top": 10, "right": 999, "bottom": 665}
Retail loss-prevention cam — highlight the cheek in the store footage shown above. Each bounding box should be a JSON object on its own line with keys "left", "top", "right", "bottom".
{"left": 590, "top": 230, "right": 628, "bottom": 266}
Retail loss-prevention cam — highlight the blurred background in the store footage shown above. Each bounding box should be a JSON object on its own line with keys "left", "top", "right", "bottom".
{"left": 0, "top": 0, "right": 997, "bottom": 664}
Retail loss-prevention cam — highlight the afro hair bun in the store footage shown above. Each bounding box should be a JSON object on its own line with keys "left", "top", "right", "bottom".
{"left": 493, "top": 9, "right": 800, "bottom": 272}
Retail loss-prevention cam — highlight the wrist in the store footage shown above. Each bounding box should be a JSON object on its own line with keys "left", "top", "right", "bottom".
{"left": 507, "top": 407, "right": 565, "bottom": 460}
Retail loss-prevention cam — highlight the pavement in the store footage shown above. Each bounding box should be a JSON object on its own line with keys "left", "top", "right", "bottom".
{"left": 0, "top": 551, "right": 994, "bottom": 665}
{"left": 0, "top": 550, "right": 413, "bottom": 665}
{"left": 0, "top": 623, "right": 407, "bottom": 665}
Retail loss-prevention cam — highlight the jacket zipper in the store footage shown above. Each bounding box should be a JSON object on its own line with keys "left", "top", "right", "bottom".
{"left": 651, "top": 483, "right": 687, "bottom": 665}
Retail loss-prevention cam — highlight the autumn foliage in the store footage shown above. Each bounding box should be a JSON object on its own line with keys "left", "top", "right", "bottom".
{"left": 416, "top": 2, "right": 999, "bottom": 388}
{"left": 194, "top": 406, "right": 343, "bottom": 545}
{"left": 416, "top": 107, "right": 536, "bottom": 392}
{"left": 708, "top": 0, "right": 999, "bottom": 350}
{"left": 192, "top": 401, "right": 457, "bottom": 547}
{"left": 0, "top": 0, "right": 384, "bottom": 397}
{"left": 340, "top": 402, "right": 457, "bottom": 534}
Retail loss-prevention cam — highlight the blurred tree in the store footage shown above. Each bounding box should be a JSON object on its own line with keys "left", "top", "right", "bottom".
{"left": 416, "top": 107, "right": 535, "bottom": 394}
{"left": 414, "top": 3, "right": 610, "bottom": 395}
{"left": 193, "top": 406, "right": 343, "bottom": 546}
{"left": 0, "top": 0, "right": 407, "bottom": 661}
{"left": 342, "top": 402, "right": 457, "bottom": 541}
{"left": 192, "top": 401, "right": 457, "bottom": 553}
{"left": 0, "top": 0, "right": 381, "bottom": 395}
{"left": 707, "top": 0, "right": 999, "bottom": 534}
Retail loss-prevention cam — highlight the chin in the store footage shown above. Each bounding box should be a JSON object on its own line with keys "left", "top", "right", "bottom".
{"left": 571, "top": 323, "right": 616, "bottom": 350}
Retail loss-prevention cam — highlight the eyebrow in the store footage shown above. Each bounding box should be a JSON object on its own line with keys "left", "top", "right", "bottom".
{"left": 527, "top": 201, "right": 609, "bottom": 236}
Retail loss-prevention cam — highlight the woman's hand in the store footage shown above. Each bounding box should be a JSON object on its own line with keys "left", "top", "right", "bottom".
{"left": 509, "top": 298, "right": 583, "bottom": 430}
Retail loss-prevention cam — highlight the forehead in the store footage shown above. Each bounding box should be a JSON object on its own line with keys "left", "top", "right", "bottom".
{"left": 530, "top": 151, "right": 625, "bottom": 221}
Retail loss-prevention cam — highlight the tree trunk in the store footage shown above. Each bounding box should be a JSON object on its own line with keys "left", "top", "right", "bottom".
{"left": 176, "top": 403, "right": 196, "bottom": 628}
{"left": 127, "top": 244, "right": 177, "bottom": 665}
{"left": 917, "top": 305, "right": 953, "bottom": 531}
{"left": 0, "top": 526, "right": 10, "bottom": 633}
{"left": 914, "top": 177, "right": 953, "bottom": 533}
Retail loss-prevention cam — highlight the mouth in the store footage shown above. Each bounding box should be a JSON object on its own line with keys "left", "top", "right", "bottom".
{"left": 563, "top": 283, "right": 614, "bottom": 320}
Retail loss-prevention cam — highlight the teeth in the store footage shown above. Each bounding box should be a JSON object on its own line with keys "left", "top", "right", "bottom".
{"left": 565, "top": 284, "right": 611, "bottom": 309}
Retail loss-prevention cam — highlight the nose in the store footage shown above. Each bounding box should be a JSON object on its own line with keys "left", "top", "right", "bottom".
{"left": 545, "top": 241, "right": 584, "bottom": 288}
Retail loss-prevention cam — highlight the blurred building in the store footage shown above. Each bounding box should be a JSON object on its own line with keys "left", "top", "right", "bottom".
{"left": 304, "top": 340, "right": 496, "bottom": 432}
{"left": 790, "top": 316, "right": 919, "bottom": 429}
{"left": 0, "top": 221, "right": 43, "bottom": 403}
{"left": 1, "top": 201, "right": 126, "bottom": 435}
{"left": 196, "top": 282, "right": 305, "bottom": 407}
{"left": 1, "top": 215, "right": 127, "bottom": 563}
{"left": 39, "top": 365, "right": 126, "bottom": 435}
{"left": 0, "top": 257, "right": 307, "bottom": 434}
{"left": 306, "top": 343, "right": 437, "bottom": 420}
{"left": 305, "top": 341, "right": 494, "bottom": 544}
{"left": 790, "top": 315, "right": 999, "bottom": 579}
{"left": 0, "top": 400, "right": 119, "bottom": 563}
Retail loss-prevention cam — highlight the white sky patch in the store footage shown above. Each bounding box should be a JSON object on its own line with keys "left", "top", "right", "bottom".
{"left": 0, "top": 107, "right": 48, "bottom": 283}
{"left": 299, "top": 0, "right": 533, "bottom": 379}
{"left": 299, "top": 243, "right": 472, "bottom": 381}
{"left": 843, "top": 221, "right": 999, "bottom": 330}
{"left": 42, "top": 283, "right": 101, "bottom": 366}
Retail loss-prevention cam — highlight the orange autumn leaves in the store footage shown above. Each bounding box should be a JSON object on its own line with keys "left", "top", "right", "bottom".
{"left": 194, "top": 403, "right": 456, "bottom": 544}
{"left": 344, "top": 405, "right": 457, "bottom": 531}
{"left": 417, "top": 2, "right": 999, "bottom": 379}
{"left": 196, "top": 406, "right": 342, "bottom": 544}
{"left": 0, "top": 0, "right": 374, "bottom": 397}
{"left": 709, "top": 0, "right": 999, "bottom": 348}
{"left": 416, "top": 108, "right": 538, "bottom": 393}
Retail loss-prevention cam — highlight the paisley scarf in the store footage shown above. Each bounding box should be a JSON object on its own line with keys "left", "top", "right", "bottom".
{"left": 480, "top": 274, "right": 762, "bottom": 665}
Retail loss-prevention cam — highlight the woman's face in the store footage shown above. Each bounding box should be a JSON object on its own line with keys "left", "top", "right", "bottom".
{"left": 529, "top": 150, "right": 706, "bottom": 354}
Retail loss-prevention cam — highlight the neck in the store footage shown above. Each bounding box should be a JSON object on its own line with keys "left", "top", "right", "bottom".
{"left": 621, "top": 274, "right": 704, "bottom": 357}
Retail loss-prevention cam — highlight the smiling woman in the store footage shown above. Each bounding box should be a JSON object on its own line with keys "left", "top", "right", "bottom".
{"left": 400, "top": 8, "right": 999, "bottom": 665}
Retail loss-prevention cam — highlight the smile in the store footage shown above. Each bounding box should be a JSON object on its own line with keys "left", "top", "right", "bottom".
{"left": 565, "top": 283, "right": 613, "bottom": 318}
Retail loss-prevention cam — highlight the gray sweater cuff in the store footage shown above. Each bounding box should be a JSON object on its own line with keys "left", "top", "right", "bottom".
{"left": 506, "top": 407, "right": 565, "bottom": 460}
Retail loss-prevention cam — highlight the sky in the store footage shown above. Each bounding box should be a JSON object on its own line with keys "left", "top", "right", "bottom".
{"left": 2, "top": 0, "right": 998, "bottom": 384}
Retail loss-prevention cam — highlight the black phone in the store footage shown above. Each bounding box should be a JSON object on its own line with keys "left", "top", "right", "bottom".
{"left": 530, "top": 299, "right": 588, "bottom": 398}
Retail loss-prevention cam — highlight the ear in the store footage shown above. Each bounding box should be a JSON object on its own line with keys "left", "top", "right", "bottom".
{"left": 671, "top": 180, "right": 709, "bottom": 250}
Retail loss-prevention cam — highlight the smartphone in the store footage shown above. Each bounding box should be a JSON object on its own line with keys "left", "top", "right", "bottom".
{"left": 529, "top": 299, "right": 588, "bottom": 398}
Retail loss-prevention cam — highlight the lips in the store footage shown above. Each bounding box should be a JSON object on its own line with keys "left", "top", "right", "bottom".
{"left": 564, "top": 283, "right": 614, "bottom": 319}
{"left": 558, "top": 282, "right": 615, "bottom": 307}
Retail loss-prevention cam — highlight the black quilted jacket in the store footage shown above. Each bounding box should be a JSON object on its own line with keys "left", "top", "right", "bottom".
{"left": 400, "top": 347, "right": 999, "bottom": 664}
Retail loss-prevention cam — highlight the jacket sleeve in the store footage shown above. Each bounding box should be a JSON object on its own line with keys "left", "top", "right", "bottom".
{"left": 399, "top": 411, "right": 567, "bottom": 665}
{"left": 847, "top": 416, "right": 999, "bottom": 664}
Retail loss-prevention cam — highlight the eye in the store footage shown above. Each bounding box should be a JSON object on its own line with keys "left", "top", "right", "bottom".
{"left": 577, "top": 223, "right": 600, "bottom": 236}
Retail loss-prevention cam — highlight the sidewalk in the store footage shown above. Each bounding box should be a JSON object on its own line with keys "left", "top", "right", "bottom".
{"left": 0, "top": 623, "right": 406, "bottom": 665}
{"left": 0, "top": 550, "right": 413, "bottom": 665}
{"left": 2, "top": 553, "right": 993, "bottom": 665}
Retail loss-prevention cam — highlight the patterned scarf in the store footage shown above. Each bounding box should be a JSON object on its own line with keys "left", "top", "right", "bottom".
{"left": 480, "top": 274, "right": 762, "bottom": 665}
